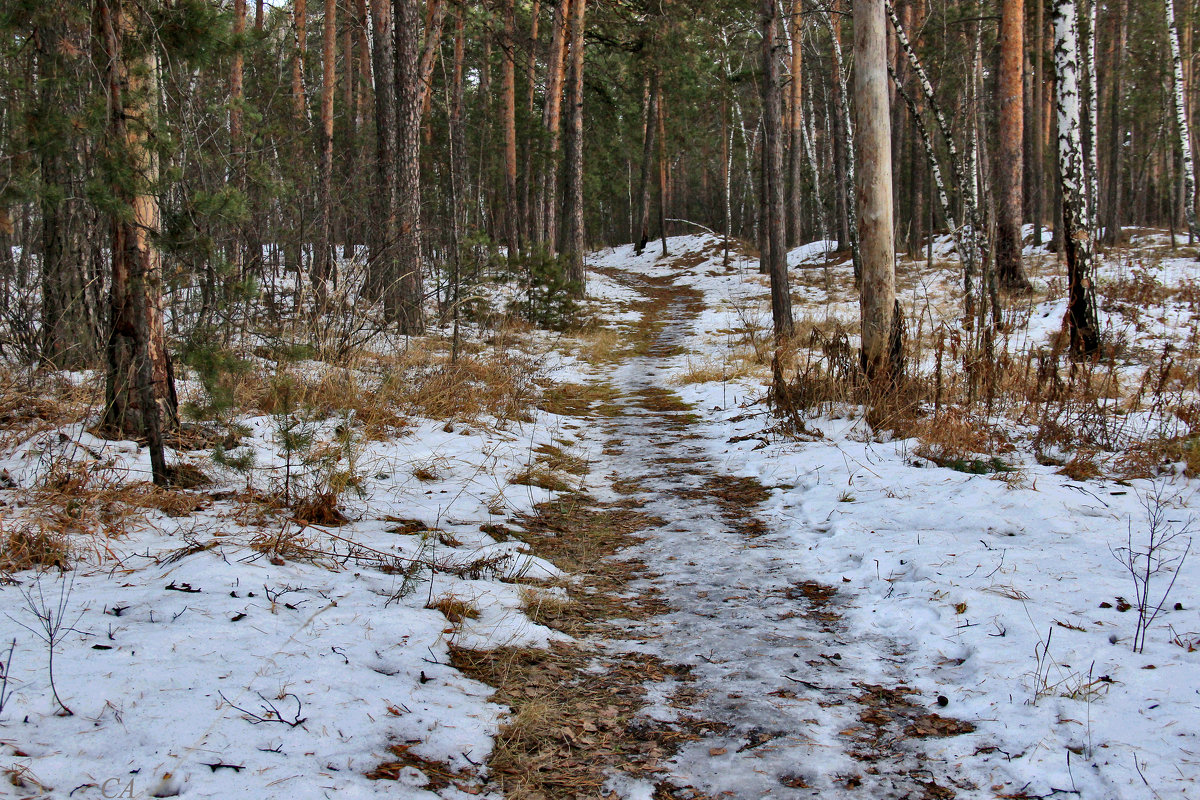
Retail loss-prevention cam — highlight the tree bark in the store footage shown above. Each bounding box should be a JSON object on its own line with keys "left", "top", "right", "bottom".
{"left": 996, "top": 0, "right": 1030, "bottom": 291}
{"left": 1167, "top": 0, "right": 1198, "bottom": 237}
{"left": 315, "top": 0, "right": 337, "bottom": 291}
{"left": 761, "top": 0, "right": 793, "bottom": 339}
{"left": 856, "top": 0, "right": 900, "bottom": 387}
{"left": 1053, "top": 0, "right": 1100, "bottom": 355}
{"left": 534, "top": 0, "right": 568, "bottom": 250}
{"left": 368, "top": 0, "right": 398, "bottom": 302}
{"left": 1033, "top": 0, "right": 1046, "bottom": 247}
{"left": 96, "top": 0, "right": 178, "bottom": 485}
{"left": 292, "top": 0, "right": 309, "bottom": 121}
{"left": 562, "top": 0, "right": 586, "bottom": 293}
{"left": 417, "top": 0, "right": 447, "bottom": 121}
{"left": 635, "top": 67, "right": 660, "bottom": 255}
{"left": 394, "top": 0, "right": 425, "bottom": 333}
{"left": 38, "top": 18, "right": 94, "bottom": 370}
{"left": 501, "top": 0, "right": 521, "bottom": 256}
{"left": 787, "top": 0, "right": 804, "bottom": 248}
{"left": 1101, "top": 0, "right": 1127, "bottom": 245}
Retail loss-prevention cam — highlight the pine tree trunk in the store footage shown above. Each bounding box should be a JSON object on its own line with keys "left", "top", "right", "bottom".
{"left": 534, "top": 0, "right": 568, "bottom": 250}
{"left": 788, "top": 0, "right": 804, "bottom": 248}
{"left": 96, "top": 0, "right": 178, "bottom": 485}
{"left": 635, "top": 68, "right": 660, "bottom": 255}
{"left": 1033, "top": 0, "right": 1046, "bottom": 247}
{"left": 1101, "top": 0, "right": 1127, "bottom": 245}
{"left": 292, "top": 0, "right": 309, "bottom": 121}
{"left": 761, "top": 0, "right": 793, "bottom": 339}
{"left": 394, "top": 0, "right": 425, "bottom": 333}
{"left": 562, "top": 0, "right": 586, "bottom": 293}
{"left": 856, "top": 0, "right": 899, "bottom": 387}
{"left": 315, "top": 0, "right": 337, "bottom": 292}
{"left": 417, "top": 0, "right": 447, "bottom": 121}
{"left": 996, "top": 0, "right": 1030, "bottom": 291}
{"left": 230, "top": 0, "right": 246, "bottom": 276}
{"left": 38, "top": 19, "right": 93, "bottom": 370}
{"left": 657, "top": 98, "right": 669, "bottom": 256}
{"left": 501, "top": 0, "right": 521, "bottom": 256}
{"left": 1054, "top": 0, "right": 1100, "bottom": 355}
{"left": 521, "top": 0, "right": 541, "bottom": 243}
{"left": 368, "top": 0, "right": 398, "bottom": 302}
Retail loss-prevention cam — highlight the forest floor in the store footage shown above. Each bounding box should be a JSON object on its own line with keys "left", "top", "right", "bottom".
{"left": 0, "top": 232, "right": 1197, "bottom": 799}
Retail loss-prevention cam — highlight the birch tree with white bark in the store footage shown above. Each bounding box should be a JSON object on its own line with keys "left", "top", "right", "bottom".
{"left": 1166, "top": 0, "right": 1198, "bottom": 238}
{"left": 1054, "top": 0, "right": 1100, "bottom": 356}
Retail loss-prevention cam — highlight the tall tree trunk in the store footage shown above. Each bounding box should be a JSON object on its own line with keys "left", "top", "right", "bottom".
{"left": 657, "top": 96, "right": 669, "bottom": 256}
{"left": 534, "top": 0, "right": 568, "bottom": 250}
{"left": 417, "top": 0, "right": 447, "bottom": 121}
{"left": 824, "top": 7, "right": 860, "bottom": 280}
{"left": 856, "top": 0, "right": 900, "bottom": 388}
{"left": 826, "top": 10, "right": 852, "bottom": 254}
{"left": 292, "top": 0, "right": 309, "bottom": 120}
{"left": 788, "top": 0, "right": 804, "bottom": 247}
{"left": 395, "top": 0, "right": 425, "bottom": 332}
{"left": 1033, "top": 0, "right": 1046, "bottom": 247}
{"left": 501, "top": 0, "right": 521, "bottom": 256}
{"left": 451, "top": 6, "right": 467, "bottom": 237}
{"left": 368, "top": 0, "right": 398, "bottom": 302}
{"left": 1101, "top": 0, "right": 1127, "bottom": 245}
{"left": 996, "top": 0, "right": 1030, "bottom": 291}
{"left": 635, "top": 68, "right": 660, "bottom": 255}
{"left": 232, "top": 0, "right": 254, "bottom": 280}
{"left": 761, "top": 0, "right": 793, "bottom": 339}
{"left": 1054, "top": 0, "right": 1100, "bottom": 355}
{"left": 38, "top": 19, "right": 93, "bottom": 370}
{"left": 96, "top": 0, "right": 178, "bottom": 485}
{"left": 315, "top": 0, "right": 337, "bottom": 291}
{"left": 1081, "top": 0, "right": 1099, "bottom": 232}
{"left": 1167, "top": 0, "right": 1198, "bottom": 237}
{"left": 521, "top": 0, "right": 542, "bottom": 243}
{"left": 562, "top": 0, "right": 586, "bottom": 293}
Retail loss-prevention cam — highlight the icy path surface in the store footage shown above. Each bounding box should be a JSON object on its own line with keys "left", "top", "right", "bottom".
{"left": 590, "top": 271, "right": 967, "bottom": 799}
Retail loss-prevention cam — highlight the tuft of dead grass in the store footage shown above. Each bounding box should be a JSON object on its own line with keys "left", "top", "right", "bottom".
{"left": 427, "top": 594, "right": 480, "bottom": 625}
{"left": 0, "top": 522, "right": 70, "bottom": 574}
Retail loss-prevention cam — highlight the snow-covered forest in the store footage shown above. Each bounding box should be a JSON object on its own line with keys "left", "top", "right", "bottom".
{"left": 0, "top": 0, "right": 1199, "bottom": 798}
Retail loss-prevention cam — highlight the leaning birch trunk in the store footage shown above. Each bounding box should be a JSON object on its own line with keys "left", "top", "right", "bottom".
{"left": 761, "top": 0, "right": 793, "bottom": 340}
{"left": 855, "top": 0, "right": 899, "bottom": 388}
{"left": 802, "top": 78, "right": 828, "bottom": 254}
{"left": 890, "top": 71, "right": 967, "bottom": 269}
{"left": 822, "top": 8, "right": 860, "bottom": 281}
{"left": 1054, "top": 0, "right": 1100, "bottom": 356}
{"left": 1166, "top": 0, "right": 1198, "bottom": 238}
{"left": 885, "top": 0, "right": 983, "bottom": 308}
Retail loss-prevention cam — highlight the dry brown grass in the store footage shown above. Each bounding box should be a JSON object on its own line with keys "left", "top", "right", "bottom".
{"left": 573, "top": 326, "right": 623, "bottom": 365}
{"left": 905, "top": 408, "right": 1015, "bottom": 470}
{"left": 427, "top": 594, "right": 481, "bottom": 625}
{"left": 0, "top": 522, "right": 70, "bottom": 574}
